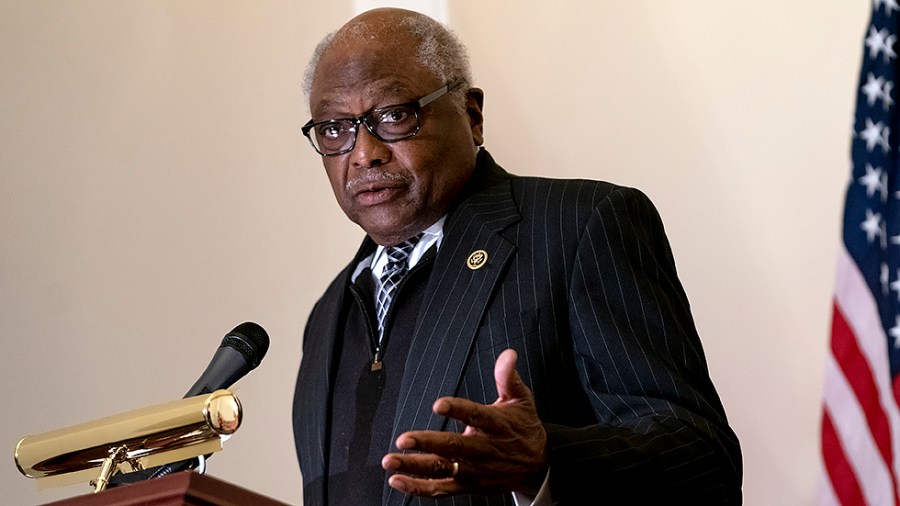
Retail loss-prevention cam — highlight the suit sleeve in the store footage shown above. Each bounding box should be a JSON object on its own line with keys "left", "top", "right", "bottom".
{"left": 545, "top": 187, "right": 742, "bottom": 504}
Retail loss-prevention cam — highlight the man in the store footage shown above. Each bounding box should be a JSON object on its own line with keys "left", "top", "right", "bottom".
{"left": 293, "top": 8, "right": 741, "bottom": 505}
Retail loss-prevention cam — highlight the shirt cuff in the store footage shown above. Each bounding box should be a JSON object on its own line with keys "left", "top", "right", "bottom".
{"left": 511, "top": 467, "right": 551, "bottom": 506}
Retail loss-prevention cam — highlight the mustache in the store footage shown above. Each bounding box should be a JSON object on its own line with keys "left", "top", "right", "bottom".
{"left": 345, "top": 170, "right": 411, "bottom": 192}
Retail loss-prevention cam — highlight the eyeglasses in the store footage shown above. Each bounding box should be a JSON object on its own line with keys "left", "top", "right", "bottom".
{"left": 301, "top": 80, "right": 464, "bottom": 157}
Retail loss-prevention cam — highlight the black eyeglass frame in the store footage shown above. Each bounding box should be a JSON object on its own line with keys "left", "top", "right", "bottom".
{"left": 301, "top": 79, "right": 465, "bottom": 157}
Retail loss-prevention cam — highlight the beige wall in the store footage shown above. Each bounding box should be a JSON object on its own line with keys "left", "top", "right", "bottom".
{"left": 0, "top": 1, "right": 867, "bottom": 504}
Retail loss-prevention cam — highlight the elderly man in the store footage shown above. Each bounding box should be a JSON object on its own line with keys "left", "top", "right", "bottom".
{"left": 292, "top": 8, "right": 741, "bottom": 505}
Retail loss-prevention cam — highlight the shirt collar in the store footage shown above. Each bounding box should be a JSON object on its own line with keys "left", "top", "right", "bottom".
{"left": 351, "top": 216, "right": 446, "bottom": 283}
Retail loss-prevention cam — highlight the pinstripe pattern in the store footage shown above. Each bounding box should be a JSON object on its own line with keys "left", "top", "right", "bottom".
{"left": 293, "top": 150, "right": 741, "bottom": 505}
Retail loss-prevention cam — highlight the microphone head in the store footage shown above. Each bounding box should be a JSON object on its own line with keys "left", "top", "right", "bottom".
{"left": 221, "top": 322, "right": 269, "bottom": 369}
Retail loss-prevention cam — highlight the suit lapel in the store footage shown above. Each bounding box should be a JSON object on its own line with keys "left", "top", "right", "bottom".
{"left": 384, "top": 155, "right": 521, "bottom": 505}
{"left": 296, "top": 268, "right": 347, "bottom": 506}
{"left": 297, "top": 240, "right": 376, "bottom": 506}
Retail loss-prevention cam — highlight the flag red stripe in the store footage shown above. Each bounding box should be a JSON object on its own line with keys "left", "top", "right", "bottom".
{"left": 832, "top": 302, "right": 897, "bottom": 472}
{"left": 831, "top": 301, "right": 900, "bottom": 502}
{"left": 823, "top": 407, "right": 867, "bottom": 505}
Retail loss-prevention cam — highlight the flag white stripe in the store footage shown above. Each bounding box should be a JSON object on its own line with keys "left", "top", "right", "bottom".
{"left": 815, "top": 451, "right": 841, "bottom": 506}
{"left": 825, "top": 352, "right": 894, "bottom": 504}
{"left": 836, "top": 246, "right": 900, "bottom": 485}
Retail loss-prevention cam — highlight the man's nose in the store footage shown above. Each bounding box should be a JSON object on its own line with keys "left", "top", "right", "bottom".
{"left": 350, "top": 125, "right": 392, "bottom": 168}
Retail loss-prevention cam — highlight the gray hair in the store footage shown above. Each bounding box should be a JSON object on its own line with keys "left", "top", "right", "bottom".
{"left": 303, "top": 13, "right": 473, "bottom": 113}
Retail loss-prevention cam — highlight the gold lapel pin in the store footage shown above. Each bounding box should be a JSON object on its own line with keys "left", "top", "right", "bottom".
{"left": 466, "top": 250, "right": 488, "bottom": 270}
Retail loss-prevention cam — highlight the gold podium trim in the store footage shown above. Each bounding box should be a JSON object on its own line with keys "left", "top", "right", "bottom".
{"left": 15, "top": 389, "right": 241, "bottom": 490}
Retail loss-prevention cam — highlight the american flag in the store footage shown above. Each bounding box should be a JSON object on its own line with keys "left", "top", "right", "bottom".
{"left": 820, "top": 1, "right": 900, "bottom": 504}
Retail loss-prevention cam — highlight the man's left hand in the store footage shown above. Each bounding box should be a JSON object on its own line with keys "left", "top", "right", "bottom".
{"left": 381, "top": 349, "right": 548, "bottom": 497}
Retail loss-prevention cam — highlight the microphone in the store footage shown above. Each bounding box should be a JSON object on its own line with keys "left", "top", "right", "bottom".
{"left": 184, "top": 321, "right": 269, "bottom": 398}
{"left": 110, "top": 322, "right": 269, "bottom": 485}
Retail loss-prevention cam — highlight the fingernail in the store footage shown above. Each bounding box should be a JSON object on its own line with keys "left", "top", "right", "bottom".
{"left": 397, "top": 435, "right": 415, "bottom": 449}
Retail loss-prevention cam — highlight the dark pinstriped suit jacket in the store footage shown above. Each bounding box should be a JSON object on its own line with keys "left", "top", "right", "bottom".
{"left": 293, "top": 150, "right": 742, "bottom": 505}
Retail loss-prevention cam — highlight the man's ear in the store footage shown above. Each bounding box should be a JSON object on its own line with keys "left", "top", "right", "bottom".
{"left": 466, "top": 88, "right": 485, "bottom": 146}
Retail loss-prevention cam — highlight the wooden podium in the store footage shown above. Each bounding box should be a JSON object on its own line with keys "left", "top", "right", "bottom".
{"left": 40, "top": 472, "right": 293, "bottom": 506}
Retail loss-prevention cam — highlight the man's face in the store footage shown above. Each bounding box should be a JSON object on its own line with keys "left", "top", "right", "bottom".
{"left": 309, "top": 40, "right": 484, "bottom": 246}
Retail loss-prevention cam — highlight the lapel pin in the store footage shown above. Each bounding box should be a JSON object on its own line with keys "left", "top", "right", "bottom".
{"left": 466, "top": 250, "right": 488, "bottom": 270}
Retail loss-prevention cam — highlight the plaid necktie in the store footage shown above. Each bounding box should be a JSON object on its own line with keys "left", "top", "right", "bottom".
{"left": 375, "top": 235, "right": 420, "bottom": 339}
